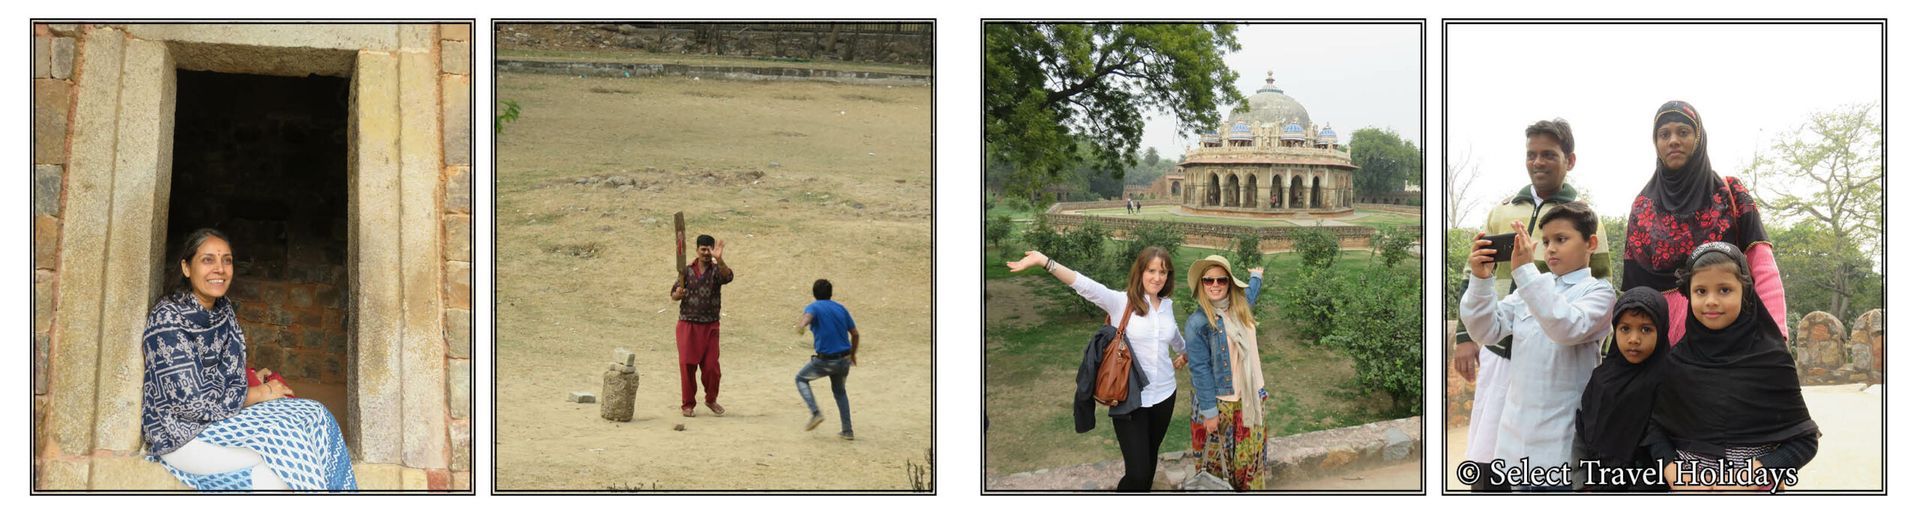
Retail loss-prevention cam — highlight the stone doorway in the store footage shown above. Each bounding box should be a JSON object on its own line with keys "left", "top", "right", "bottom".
{"left": 164, "top": 70, "right": 356, "bottom": 444}
{"left": 36, "top": 24, "right": 467, "bottom": 489}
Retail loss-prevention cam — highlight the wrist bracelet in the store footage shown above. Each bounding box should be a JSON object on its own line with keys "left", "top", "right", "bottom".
{"left": 1045, "top": 258, "right": 1056, "bottom": 272}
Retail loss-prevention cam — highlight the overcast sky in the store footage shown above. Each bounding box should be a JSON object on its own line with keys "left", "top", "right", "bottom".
{"left": 1446, "top": 23, "right": 1883, "bottom": 225}
{"left": 1138, "top": 23, "right": 1423, "bottom": 164}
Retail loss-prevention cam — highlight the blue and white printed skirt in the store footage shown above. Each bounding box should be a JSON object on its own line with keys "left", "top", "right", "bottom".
{"left": 155, "top": 399, "right": 358, "bottom": 491}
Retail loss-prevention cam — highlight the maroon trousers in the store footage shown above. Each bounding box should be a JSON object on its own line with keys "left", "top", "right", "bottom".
{"left": 676, "top": 320, "right": 721, "bottom": 409}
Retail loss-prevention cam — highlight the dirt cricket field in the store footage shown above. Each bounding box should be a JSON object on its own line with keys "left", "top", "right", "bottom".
{"left": 493, "top": 70, "right": 932, "bottom": 490}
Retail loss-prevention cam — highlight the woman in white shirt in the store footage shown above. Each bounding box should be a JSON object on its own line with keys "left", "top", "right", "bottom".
{"left": 1007, "top": 247, "right": 1186, "bottom": 491}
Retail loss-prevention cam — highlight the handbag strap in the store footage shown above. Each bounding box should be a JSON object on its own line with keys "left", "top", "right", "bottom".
{"left": 1113, "top": 304, "right": 1135, "bottom": 339}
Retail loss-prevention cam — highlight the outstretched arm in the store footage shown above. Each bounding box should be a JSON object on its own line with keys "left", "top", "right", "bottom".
{"left": 796, "top": 313, "right": 814, "bottom": 335}
{"left": 1007, "top": 250, "right": 1079, "bottom": 286}
{"left": 1008, "top": 250, "right": 1127, "bottom": 319}
{"left": 1244, "top": 268, "right": 1265, "bottom": 304}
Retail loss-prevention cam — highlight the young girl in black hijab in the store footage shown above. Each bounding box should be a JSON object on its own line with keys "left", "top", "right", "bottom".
{"left": 1572, "top": 287, "right": 1671, "bottom": 492}
{"left": 1651, "top": 242, "right": 1819, "bottom": 491}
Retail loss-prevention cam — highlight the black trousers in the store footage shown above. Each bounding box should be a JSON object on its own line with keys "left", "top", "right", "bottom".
{"left": 1112, "top": 391, "right": 1176, "bottom": 491}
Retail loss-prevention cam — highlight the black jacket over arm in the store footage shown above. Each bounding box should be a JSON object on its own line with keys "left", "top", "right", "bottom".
{"left": 1074, "top": 325, "right": 1149, "bottom": 433}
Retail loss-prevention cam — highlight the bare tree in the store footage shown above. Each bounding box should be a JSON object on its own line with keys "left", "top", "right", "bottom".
{"left": 1444, "top": 145, "right": 1486, "bottom": 230}
{"left": 1750, "top": 103, "right": 1883, "bottom": 315}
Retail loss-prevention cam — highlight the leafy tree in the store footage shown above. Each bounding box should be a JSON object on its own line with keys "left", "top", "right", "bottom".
{"left": 1368, "top": 225, "right": 1415, "bottom": 269}
{"left": 986, "top": 23, "right": 1244, "bottom": 203}
{"left": 1230, "top": 233, "right": 1267, "bottom": 278}
{"left": 1442, "top": 227, "right": 1477, "bottom": 321}
{"left": 986, "top": 214, "right": 1014, "bottom": 259}
{"left": 1289, "top": 226, "right": 1340, "bottom": 269}
{"left": 1278, "top": 226, "right": 1342, "bottom": 343}
{"left": 1349, "top": 127, "right": 1421, "bottom": 197}
{"left": 1278, "top": 265, "right": 1343, "bottom": 344}
{"left": 1748, "top": 103, "right": 1883, "bottom": 317}
{"left": 1322, "top": 267, "right": 1422, "bottom": 416}
{"left": 1022, "top": 220, "right": 1111, "bottom": 318}
{"left": 1600, "top": 215, "right": 1626, "bottom": 291}
{"left": 1771, "top": 220, "right": 1883, "bottom": 322}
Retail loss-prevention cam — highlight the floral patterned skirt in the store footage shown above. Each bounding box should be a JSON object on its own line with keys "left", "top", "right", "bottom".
{"left": 1190, "top": 398, "right": 1267, "bottom": 491}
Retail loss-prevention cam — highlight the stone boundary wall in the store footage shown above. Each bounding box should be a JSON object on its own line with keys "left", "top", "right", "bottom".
{"left": 499, "top": 23, "right": 932, "bottom": 65}
{"left": 495, "top": 59, "right": 931, "bottom": 86}
{"left": 1356, "top": 202, "right": 1421, "bottom": 215}
{"left": 987, "top": 416, "right": 1421, "bottom": 490}
{"left": 1041, "top": 201, "right": 1393, "bottom": 252}
{"left": 1357, "top": 192, "right": 1422, "bottom": 206}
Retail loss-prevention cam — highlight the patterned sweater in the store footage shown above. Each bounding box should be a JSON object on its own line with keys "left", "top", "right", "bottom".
{"left": 140, "top": 291, "right": 248, "bottom": 456}
{"left": 674, "top": 258, "right": 734, "bottom": 323}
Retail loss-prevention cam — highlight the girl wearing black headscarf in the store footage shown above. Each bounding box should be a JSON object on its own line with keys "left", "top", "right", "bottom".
{"left": 1572, "top": 287, "right": 1673, "bottom": 492}
{"left": 1622, "top": 101, "right": 1787, "bottom": 342}
{"left": 1650, "top": 242, "right": 1818, "bottom": 491}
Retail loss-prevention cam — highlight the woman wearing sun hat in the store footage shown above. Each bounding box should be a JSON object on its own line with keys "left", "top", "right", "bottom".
{"left": 1183, "top": 255, "right": 1268, "bottom": 491}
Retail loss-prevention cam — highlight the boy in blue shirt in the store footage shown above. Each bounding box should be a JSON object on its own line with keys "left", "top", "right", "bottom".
{"left": 795, "top": 279, "right": 860, "bottom": 440}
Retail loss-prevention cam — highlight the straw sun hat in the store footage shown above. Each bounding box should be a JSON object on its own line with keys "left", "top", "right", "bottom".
{"left": 1186, "top": 254, "right": 1247, "bottom": 294}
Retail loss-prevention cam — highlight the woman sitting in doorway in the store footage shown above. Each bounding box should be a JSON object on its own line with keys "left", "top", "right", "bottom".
{"left": 140, "top": 228, "right": 357, "bottom": 491}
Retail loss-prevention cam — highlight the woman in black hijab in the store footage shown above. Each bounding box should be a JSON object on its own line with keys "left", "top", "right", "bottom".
{"left": 1572, "top": 287, "right": 1672, "bottom": 492}
{"left": 1651, "top": 242, "right": 1818, "bottom": 491}
{"left": 1621, "top": 101, "right": 1787, "bottom": 342}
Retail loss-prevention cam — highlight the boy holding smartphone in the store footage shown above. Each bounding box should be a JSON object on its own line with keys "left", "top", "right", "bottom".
{"left": 1461, "top": 202, "right": 1615, "bottom": 491}
{"left": 1454, "top": 119, "right": 1610, "bottom": 491}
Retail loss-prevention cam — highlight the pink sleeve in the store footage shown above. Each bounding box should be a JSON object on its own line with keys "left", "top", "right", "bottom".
{"left": 1747, "top": 243, "right": 1789, "bottom": 338}
{"left": 1666, "top": 289, "right": 1689, "bottom": 345}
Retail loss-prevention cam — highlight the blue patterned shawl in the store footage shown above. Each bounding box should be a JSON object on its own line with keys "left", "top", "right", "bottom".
{"left": 140, "top": 291, "right": 248, "bottom": 456}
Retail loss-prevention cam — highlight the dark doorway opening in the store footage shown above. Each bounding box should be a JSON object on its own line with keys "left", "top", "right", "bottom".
{"left": 163, "top": 70, "right": 354, "bottom": 444}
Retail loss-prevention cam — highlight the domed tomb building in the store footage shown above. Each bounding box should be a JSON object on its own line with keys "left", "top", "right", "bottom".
{"left": 1158, "top": 71, "right": 1356, "bottom": 215}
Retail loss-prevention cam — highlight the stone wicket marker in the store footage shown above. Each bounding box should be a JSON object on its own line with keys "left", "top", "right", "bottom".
{"left": 601, "top": 347, "right": 639, "bottom": 422}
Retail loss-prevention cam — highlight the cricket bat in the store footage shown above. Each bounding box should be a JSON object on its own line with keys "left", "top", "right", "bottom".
{"left": 674, "top": 212, "right": 687, "bottom": 289}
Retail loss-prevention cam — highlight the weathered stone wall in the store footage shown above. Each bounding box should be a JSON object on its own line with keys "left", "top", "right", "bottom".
{"left": 497, "top": 23, "right": 933, "bottom": 65}
{"left": 35, "top": 23, "right": 187, "bottom": 490}
{"left": 494, "top": 59, "right": 930, "bottom": 86}
{"left": 1042, "top": 201, "right": 1417, "bottom": 252}
{"left": 32, "top": 21, "right": 82, "bottom": 486}
{"left": 1357, "top": 191, "right": 1421, "bottom": 206}
{"left": 31, "top": 22, "right": 472, "bottom": 491}
{"left": 1794, "top": 309, "right": 1884, "bottom": 386}
{"left": 987, "top": 417, "right": 1421, "bottom": 490}
{"left": 438, "top": 23, "right": 474, "bottom": 492}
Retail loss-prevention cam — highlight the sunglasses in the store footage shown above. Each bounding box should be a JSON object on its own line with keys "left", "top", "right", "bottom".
{"left": 1201, "top": 277, "right": 1233, "bottom": 286}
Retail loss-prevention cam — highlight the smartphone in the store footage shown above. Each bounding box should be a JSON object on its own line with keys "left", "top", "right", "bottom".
{"left": 1482, "top": 232, "right": 1517, "bottom": 263}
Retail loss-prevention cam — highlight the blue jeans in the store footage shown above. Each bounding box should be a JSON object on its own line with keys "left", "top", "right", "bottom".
{"left": 796, "top": 357, "right": 852, "bottom": 434}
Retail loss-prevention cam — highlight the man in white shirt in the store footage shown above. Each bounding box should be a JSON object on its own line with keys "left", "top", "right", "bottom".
{"left": 1461, "top": 202, "right": 1614, "bottom": 491}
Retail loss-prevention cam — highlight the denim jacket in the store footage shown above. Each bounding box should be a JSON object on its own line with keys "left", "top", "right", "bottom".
{"left": 1184, "top": 272, "right": 1262, "bottom": 420}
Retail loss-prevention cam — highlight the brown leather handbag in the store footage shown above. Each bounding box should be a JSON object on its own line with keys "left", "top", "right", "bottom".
{"left": 1093, "top": 311, "right": 1135, "bottom": 406}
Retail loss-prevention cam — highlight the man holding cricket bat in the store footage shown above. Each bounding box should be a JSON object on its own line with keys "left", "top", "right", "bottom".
{"left": 671, "top": 234, "right": 733, "bottom": 417}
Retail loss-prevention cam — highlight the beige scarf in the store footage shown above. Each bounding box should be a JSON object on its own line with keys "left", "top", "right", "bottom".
{"left": 1211, "top": 297, "right": 1264, "bottom": 427}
